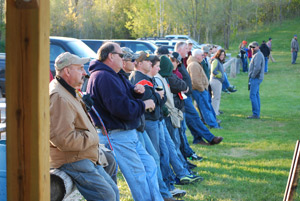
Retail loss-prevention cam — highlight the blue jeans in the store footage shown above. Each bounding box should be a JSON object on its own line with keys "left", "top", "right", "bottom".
{"left": 241, "top": 57, "right": 248, "bottom": 72}
{"left": 184, "top": 94, "right": 215, "bottom": 143}
{"left": 292, "top": 51, "right": 298, "bottom": 64}
{"left": 99, "top": 129, "right": 163, "bottom": 201}
{"left": 164, "top": 116, "right": 191, "bottom": 175}
{"left": 264, "top": 57, "right": 269, "bottom": 72}
{"left": 222, "top": 72, "right": 230, "bottom": 91}
{"left": 137, "top": 131, "right": 172, "bottom": 198}
{"left": 190, "top": 91, "right": 219, "bottom": 128}
{"left": 145, "top": 120, "right": 160, "bottom": 155}
{"left": 249, "top": 78, "right": 263, "bottom": 117}
{"left": 60, "top": 159, "right": 119, "bottom": 201}
{"left": 179, "top": 114, "right": 195, "bottom": 158}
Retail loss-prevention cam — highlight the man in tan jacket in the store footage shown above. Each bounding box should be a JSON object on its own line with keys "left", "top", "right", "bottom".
{"left": 186, "top": 49, "right": 223, "bottom": 144}
{"left": 49, "top": 52, "right": 119, "bottom": 201}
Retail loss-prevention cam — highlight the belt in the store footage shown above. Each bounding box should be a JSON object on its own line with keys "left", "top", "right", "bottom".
{"left": 96, "top": 128, "right": 125, "bottom": 135}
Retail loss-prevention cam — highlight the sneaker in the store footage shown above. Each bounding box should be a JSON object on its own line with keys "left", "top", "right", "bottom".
{"left": 180, "top": 174, "right": 204, "bottom": 184}
{"left": 170, "top": 188, "right": 186, "bottom": 198}
{"left": 222, "top": 89, "right": 231, "bottom": 94}
{"left": 189, "top": 153, "right": 204, "bottom": 161}
{"left": 228, "top": 86, "right": 237, "bottom": 92}
{"left": 186, "top": 160, "right": 197, "bottom": 169}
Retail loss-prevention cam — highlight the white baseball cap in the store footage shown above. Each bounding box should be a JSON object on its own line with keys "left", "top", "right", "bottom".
{"left": 55, "top": 52, "right": 90, "bottom": 70}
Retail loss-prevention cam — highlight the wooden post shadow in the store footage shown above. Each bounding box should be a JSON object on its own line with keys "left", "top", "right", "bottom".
{"left": 284, "top": 140, "right": 300, "bottom": 201}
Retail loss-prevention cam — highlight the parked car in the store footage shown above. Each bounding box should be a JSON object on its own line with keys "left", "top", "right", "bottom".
{"left": 81, "top": 39, "right": 158, "bottom": 54}
{"left": 0, "top": 36, "right": 97, "bottom": 97}
{"left": 0, "top": 53, "right": 5, "bottom": 97}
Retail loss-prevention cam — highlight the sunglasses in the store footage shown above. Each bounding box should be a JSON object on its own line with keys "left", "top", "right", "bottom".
{"left": 111, "top": 52, "right": 124, "bottom": 58}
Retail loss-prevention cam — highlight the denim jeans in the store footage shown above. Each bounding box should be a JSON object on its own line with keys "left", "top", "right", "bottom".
{"left": 292, "top": 51, "right": 298, "bottom": 64}
{"left": 264, "top": 57, "right": 269, "bottom": 72}
{"left": 191, "top": 91, "right": 219, "bottom": 128}
{"left": 185, "top": 94, "right": 215, "bottom": 143}
{"left": 98, "top": 129, "right": 163, "bottom": 201}
{"left": 164, "top": 116, "right": 191, "bottom": 175}
{"left": 242, "top": 57, "right": 248, "bottom": 72}
{"left": 60, "top": 159, "right": 119, "bottom": 201}
{"left": 137, "top": 131, "right": 172, "bottom": 198}
{"left": 222, "top": 72, "right": 230, "bottom": 91}
{"left": 249, "top": 78, "right": 263, "bottom": 117}
{"left": 179, "top": 114, "right": 194, "bottom": 158}
{"left": 145, "top": 120, "right": 161, "bottom": 155}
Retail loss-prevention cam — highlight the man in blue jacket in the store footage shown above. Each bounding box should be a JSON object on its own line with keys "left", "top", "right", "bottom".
{"left": 86, "top": 42, "right": 163, "bottom": 201}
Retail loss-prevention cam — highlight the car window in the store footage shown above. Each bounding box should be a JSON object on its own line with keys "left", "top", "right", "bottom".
{"left": 135, "top": 44, "right": 152, "bottom": 52}
{"left": 50, "top": 44, "right": 65, "bottom": 62}
{"left": 155, "top": 42, "right": 169, "bottom": 46}
{"left": 67, "top": 41, "right": 97, "bottom": 59}
{"left": 83, "top": 41, "right": 103, "bottom": 53}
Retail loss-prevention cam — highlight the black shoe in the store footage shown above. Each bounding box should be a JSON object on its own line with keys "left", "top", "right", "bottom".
{"left": 247, "top": 115, "right": 260, "bottom": 119}
{"left": 216, "top": 118, "right": 222, "bottom": 124}
{"left": 219, "top": 110, "right": 224, "bottom": 114}
{"left": 228, "top": 86, "right": 237, "bottom": 92}
{"left": 186, "top": 160, "right": 197, "bottom": 169}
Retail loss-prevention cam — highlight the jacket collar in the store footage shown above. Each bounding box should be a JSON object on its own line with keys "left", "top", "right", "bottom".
{"left": 56, "top": 76, "right": 76, "bottom": 98}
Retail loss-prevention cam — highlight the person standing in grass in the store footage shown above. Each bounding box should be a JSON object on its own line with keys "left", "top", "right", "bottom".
{"left": 247, "top": 42, "right": 265, "bottom": 119}
{"left": 291, "top": 35, "right": 299, "bottom": 64}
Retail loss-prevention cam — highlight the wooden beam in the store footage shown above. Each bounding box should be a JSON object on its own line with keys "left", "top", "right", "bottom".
{"left": 6, "top": 0, "right": 50, "bottom": 200}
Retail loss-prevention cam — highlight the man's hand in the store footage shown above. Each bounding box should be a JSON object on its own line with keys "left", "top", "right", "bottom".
{"left": 144, "top": 99, "right": 155, "bottom": 112}
{"left": 156, "top": 90, "right": 164, "bottom": 99}
{"left": 134, "top": 84, "right": 145, "bottom": 94}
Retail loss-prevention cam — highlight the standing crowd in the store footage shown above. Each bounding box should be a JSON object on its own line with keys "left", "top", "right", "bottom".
{"left": 48, "top": 34, "right": 297, "bottom": 201}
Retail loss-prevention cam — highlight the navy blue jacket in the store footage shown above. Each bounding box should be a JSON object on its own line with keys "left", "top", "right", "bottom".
{"left": 86, "top": 60, "right": 145, "bottom": 131}
{"left": 129, "top": 71, "right": 162, "bottom": 121}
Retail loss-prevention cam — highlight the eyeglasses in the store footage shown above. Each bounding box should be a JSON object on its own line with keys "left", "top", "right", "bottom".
{"left": 111, "top": 52, "right": 124, "bottom": 58}
{"left": 124, "top": 59, "right": 136, "bottom": 62}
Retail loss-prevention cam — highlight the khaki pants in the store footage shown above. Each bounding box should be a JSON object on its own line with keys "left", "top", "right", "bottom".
{"left": 210, "top": 79, "right": 222, "bottom": 115}
{"left": 269, "top": 52, "right": 275, "bottom": 62}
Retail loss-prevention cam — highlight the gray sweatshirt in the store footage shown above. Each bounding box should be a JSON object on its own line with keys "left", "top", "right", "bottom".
{"left": 248, "top": 50, "right": 265, "bottom": 80}
{"left": 291, "top": 38, "right": 299, "bottom": 52}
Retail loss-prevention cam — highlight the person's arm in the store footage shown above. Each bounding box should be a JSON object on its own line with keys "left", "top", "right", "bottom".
{"left": 168, "top": 74, "right": 187, "bottom": 94}
{"left": 251, "top": 54, "right": 264, "bottom": 78}
{"left": 99, "top": 75, "right": 145, "bottom": 121}
{"left": 50, "top": 94, "right": 98, "bottom": 152}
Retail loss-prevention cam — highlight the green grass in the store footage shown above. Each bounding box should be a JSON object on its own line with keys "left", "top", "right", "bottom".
{"left": 113, "top": 18, "right": 300, "bottom": 201}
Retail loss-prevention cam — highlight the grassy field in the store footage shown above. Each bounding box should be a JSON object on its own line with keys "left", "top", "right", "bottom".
{"left": 115, "top": 18, "right": 300, "bottom": 201}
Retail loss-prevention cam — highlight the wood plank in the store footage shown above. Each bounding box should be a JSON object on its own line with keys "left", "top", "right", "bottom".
{"left": 6, "top": 0, "right": 50, "bottom": 200}
{"left": 283, "top": 140, "right": 300, "bottom": 201}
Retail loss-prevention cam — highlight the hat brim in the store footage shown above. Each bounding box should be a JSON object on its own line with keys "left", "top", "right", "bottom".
{"left": 73, "top": 57, "right": 90, "bottom": 65}
{"left": 145, "top": 55, "right": 155, "bottom": 61}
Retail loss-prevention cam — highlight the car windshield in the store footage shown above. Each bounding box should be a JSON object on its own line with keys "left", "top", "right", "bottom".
{"left": 67, "top": 41, "right": 97, "bottom": 59}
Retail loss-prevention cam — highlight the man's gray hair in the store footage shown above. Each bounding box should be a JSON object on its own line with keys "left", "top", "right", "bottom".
{"left": 175, "top": 41, "right": 187, "bottom": 52}
{"left": 192, "top": 49, "right": 203, "bottom": 57}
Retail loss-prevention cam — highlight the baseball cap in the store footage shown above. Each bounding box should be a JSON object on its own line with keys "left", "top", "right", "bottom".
{"left": 121, "top": 47, "right": 139, "bottom": 61}
{"left": 249, "top": 41, "right": 259, "bottom": 48}
{"left": 294, "top": 34, "right": 297, "bottom": 37}
{"left": 55, "top": 52, "right": 90, "bottom": 70}
{"left": 186, "top": 40, "right": 193, "bottom": 44}
{"left": 202, "top": 46, "right": 210, "bottom": 53}
{"left": 242, "top": 40, "right": 247, "bottom": 45}
{"left": 156, "top": 46, "right": 170, "bottom": 55}
{"left": 135, "top": 51, "right": 155, "bottom": 62}
{"left": 171, "top": 52, "right": 182, "bottom": 63}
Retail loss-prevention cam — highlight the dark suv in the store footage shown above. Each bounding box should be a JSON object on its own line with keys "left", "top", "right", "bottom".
{"left": 81, "top": 39, "right": 158, "bottom": 54}
{"left": 0, "top": 37, "right": 97, "bottom": 97}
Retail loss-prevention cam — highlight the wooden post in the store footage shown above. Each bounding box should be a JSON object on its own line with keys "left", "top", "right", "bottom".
{"left": 6, "top": 0, "right": 50, "bottom": 200}
{"left": 283, "top": 140, "right": 300, "bottom": 201}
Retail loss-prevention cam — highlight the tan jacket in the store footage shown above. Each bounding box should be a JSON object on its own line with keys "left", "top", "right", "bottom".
{"left": 49, "top": 79, "right": 107, "bottom": 168}
{"left": 187, "top": 56, "right": 209, "bottom": 92}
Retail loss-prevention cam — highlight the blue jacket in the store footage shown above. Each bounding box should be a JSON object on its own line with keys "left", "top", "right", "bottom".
{"left": 86, "top": 60, "right": 145, "bottom": 131}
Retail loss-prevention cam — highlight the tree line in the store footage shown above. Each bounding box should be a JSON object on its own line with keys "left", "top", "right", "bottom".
{"left": 0, "top": 0, "right": 300, "bottom": 50}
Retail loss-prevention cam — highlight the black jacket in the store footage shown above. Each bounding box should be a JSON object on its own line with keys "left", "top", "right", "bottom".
{"left": 260, "top": 44, "right": 270, "bottom": 57}
{"left": 168, "top": 74, "right": 187, "bottom": 111}
{"left": 130, "top": 71, "right": 162, "bottom": 121}
{"left": 177, "top": 62, "right": 192, "bottom": 96}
